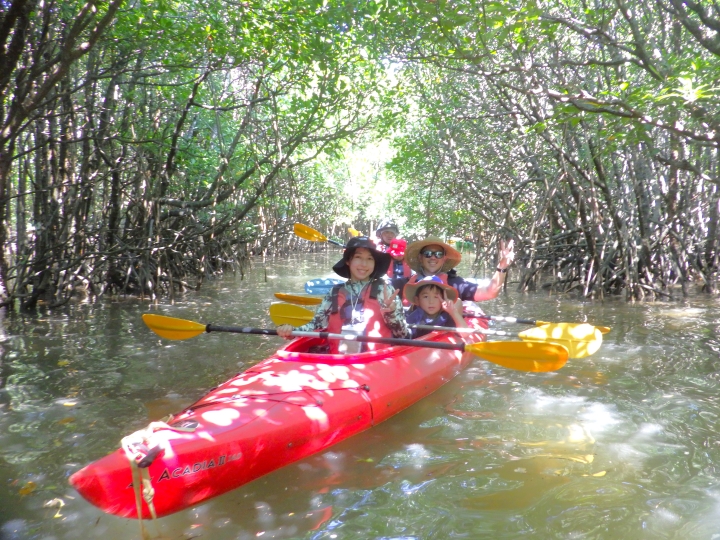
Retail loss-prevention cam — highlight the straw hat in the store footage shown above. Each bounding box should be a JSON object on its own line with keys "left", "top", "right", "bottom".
{"left": 405, "top": 236, "right": 462, "bottom": 273}
{"left": 332, "top": 236, "right": 391, "bottom": 279}
{"left": 404, "top": 275, "right": 458, "bottom": 304}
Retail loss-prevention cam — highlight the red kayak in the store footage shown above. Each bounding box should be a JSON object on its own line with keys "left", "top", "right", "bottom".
{"left": 70, "top": 322, "right": 487, "bottom": 518}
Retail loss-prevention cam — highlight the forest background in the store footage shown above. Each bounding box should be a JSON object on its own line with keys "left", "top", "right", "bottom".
{"left": 1, "top": 0, "right": 719, "bottom": 310}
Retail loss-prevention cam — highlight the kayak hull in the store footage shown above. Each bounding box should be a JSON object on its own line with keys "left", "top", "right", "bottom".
{"left": 70, "top": 324, "right": 486, "bottom": 519}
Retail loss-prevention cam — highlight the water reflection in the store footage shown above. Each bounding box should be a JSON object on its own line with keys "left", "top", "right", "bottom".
{"left": 0, "top": 253, "right": 719, "bottom": 539}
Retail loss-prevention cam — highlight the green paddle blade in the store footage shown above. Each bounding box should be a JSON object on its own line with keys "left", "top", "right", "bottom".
{"left": 294, "top": 223, "right": 328, "bottom": 242}
{"left": 274, "top": 292, "right": 322, "bottom": 306}
{"left": 143, "top": 314, "right": 207, "bottom": 340}
{"left": 269, "top": 303, "right": 315, "bottom": 326}
{"left": 518, "top": 323, "right": 602, "bottom": 358}
{"left": 466, "top": 341, "right": 568, "bottom": 372}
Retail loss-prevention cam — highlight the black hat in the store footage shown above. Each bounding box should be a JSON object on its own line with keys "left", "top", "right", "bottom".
{"left": 375, "top": 218, "right": 399, "bottom": 236}
{"left": 332, "top": 236, "right": 391, "bottom": 279}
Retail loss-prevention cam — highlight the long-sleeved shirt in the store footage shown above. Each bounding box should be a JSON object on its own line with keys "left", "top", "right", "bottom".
{"left": 296, "top": 278, "right": 410, "bottom": 338}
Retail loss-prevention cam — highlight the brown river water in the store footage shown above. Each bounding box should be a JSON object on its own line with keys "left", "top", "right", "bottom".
{"left": 1, "top": 252, "right": 720, "bottom": 539}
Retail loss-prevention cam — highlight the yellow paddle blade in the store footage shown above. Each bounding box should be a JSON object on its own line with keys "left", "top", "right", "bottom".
{"left": 348, "top": 227, "right": 362, "bottom": 237}
{"left": 269, "top": 303, "right": 314, "bottom": 326}
{"left": 142, "top": 314, "right": 207, "bottom": 340}
{"left": 519, "top": 323, "right": 602, "bottom": 358}
{"left": 274, "top": 292, "right": 322, "bottom": 306}
{"left": 536, "top": 320, "right": 610, "bottom": 334}
{"left": 293, "top": 223, "right": 328, "bottom": 243}
{"left": 466, "top": 341, "right": 568, "bottom": 372}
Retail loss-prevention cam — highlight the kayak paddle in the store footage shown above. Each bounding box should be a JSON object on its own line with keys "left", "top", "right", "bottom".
{"left": 294, "top": 223, "right": 345, "bottom": 247}
{"left": 142, "top": 314, "right": 568, "bottom": 373}
{"left": 348, "top": 227, "right": 362, "bottom": 237}
{"left": 274, "top": 292, "right": 322, "bottom": 306}
{"left": 271, "top": 294, "right": 610, "bottom": 335}
{"left": 270, "top": 302, "right": 317, "bottom": 325}
{"left": 478, "top": 314, "right": 610, "bottom": 334}
{"left": 409, "top": 324, "right": 602, "bottom": 358}
{"left": 268, "top": 303, "right": 602, "bottom": 358}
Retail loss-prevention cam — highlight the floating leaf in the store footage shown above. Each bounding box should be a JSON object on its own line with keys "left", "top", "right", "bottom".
{"left": 19, "top": 481, "right": 37, "bottom": 496}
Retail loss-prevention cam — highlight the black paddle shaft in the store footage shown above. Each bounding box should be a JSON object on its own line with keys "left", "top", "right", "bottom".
{"left": 205, "top": 324, "right": 469, "bottom": 352}
{"left": 476, "top": 315, "right": 539, "bottom": 325}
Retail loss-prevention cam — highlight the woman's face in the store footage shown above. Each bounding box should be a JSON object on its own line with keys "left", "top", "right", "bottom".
{"left": 347, "top": 248, "right": 376, "bottom": 281}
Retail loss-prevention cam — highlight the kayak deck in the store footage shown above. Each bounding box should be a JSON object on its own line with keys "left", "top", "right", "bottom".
{"left": 69, "top": 323, "right": 486, "bottom": 519}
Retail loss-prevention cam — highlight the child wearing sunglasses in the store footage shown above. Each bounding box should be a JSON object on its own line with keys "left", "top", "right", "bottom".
{"left": 397, "top": 236, "right": 514, "bottom": 303}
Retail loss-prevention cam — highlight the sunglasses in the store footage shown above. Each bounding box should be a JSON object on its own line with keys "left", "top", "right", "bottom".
{"left": 421, "top": 249, "right": 445, "bottom": 259}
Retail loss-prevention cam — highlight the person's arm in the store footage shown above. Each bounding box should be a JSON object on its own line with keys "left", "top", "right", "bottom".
{"left": 472, "top": 239, "right": 515, "bottom": 302}
{"left": 379, "top": 283, "right": 411, "bottom": 338}
{"left": 276, "top": 294, "right": 333, "bottom": 339}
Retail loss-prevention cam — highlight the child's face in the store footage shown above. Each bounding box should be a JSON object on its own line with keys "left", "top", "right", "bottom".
{"left": 416, "top": 286, "right": 444, "bottom": 315}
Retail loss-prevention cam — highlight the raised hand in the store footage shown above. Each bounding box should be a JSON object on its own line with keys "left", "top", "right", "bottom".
{"left": 498, "top": 238, "right": 515, "bottom": 270}
{"left": 442, "top": 292, "right": 464, "bottom": 319}
{"left": 380, "top": 287, "right": 400, "bottom": 314}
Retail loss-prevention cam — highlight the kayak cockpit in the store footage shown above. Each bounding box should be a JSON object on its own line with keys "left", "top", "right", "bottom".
{"left": 276, "top": 325, "right": 485, "bottom": 365}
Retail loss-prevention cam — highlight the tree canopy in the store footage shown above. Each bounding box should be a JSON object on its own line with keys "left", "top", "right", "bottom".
{"left": 0, "top": 0, "right": 717, "bottom": 307}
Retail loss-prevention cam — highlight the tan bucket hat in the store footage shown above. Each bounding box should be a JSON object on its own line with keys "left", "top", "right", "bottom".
{"left": 405, "top": 236, "right": 462, "bottom": 273}
{"left": 404, "top": 275, "right": 458, "bottom": 304}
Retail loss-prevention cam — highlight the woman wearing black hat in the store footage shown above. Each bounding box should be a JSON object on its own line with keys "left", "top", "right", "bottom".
{"left": 276, "top": 237, "right": 410, "bottom": 354}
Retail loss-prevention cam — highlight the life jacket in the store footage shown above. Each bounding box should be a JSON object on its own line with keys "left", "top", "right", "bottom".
{"left": 402, "top": 272, "right": 451, "bottom": 304}
{"left": 326, "top": 279, "right": 392, "bottom": 353}
{"left": 406, "top": 309, "right": 455, "bottom": 339}
{"left": 387, "top": 259, "right": 413, "bottom": 280}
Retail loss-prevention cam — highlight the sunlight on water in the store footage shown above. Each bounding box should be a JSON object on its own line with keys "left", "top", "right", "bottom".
{"left": 0, "top": 252, "right": 719, "bottom": 539}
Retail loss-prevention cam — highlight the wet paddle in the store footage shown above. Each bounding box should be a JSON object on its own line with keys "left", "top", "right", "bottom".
{"left": 294, "top": 223, "right": 345, "bottom": 247}
{"left": 268, "top": 303, "right": 602, "bottom": 358}
{"left": 142, "top": 314, "right": 568, "bottom": 373}
{"left": 409, "top": 324, "right": 602, "bottom": 358}
{"left": 478, "top": 314, "right": 611, "bottom": 335}
{"left": 269, "top": 302, "right": 318, "bottom": 325}
{"left": 274, "top": 292, "right": 322, "bottom": 306}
